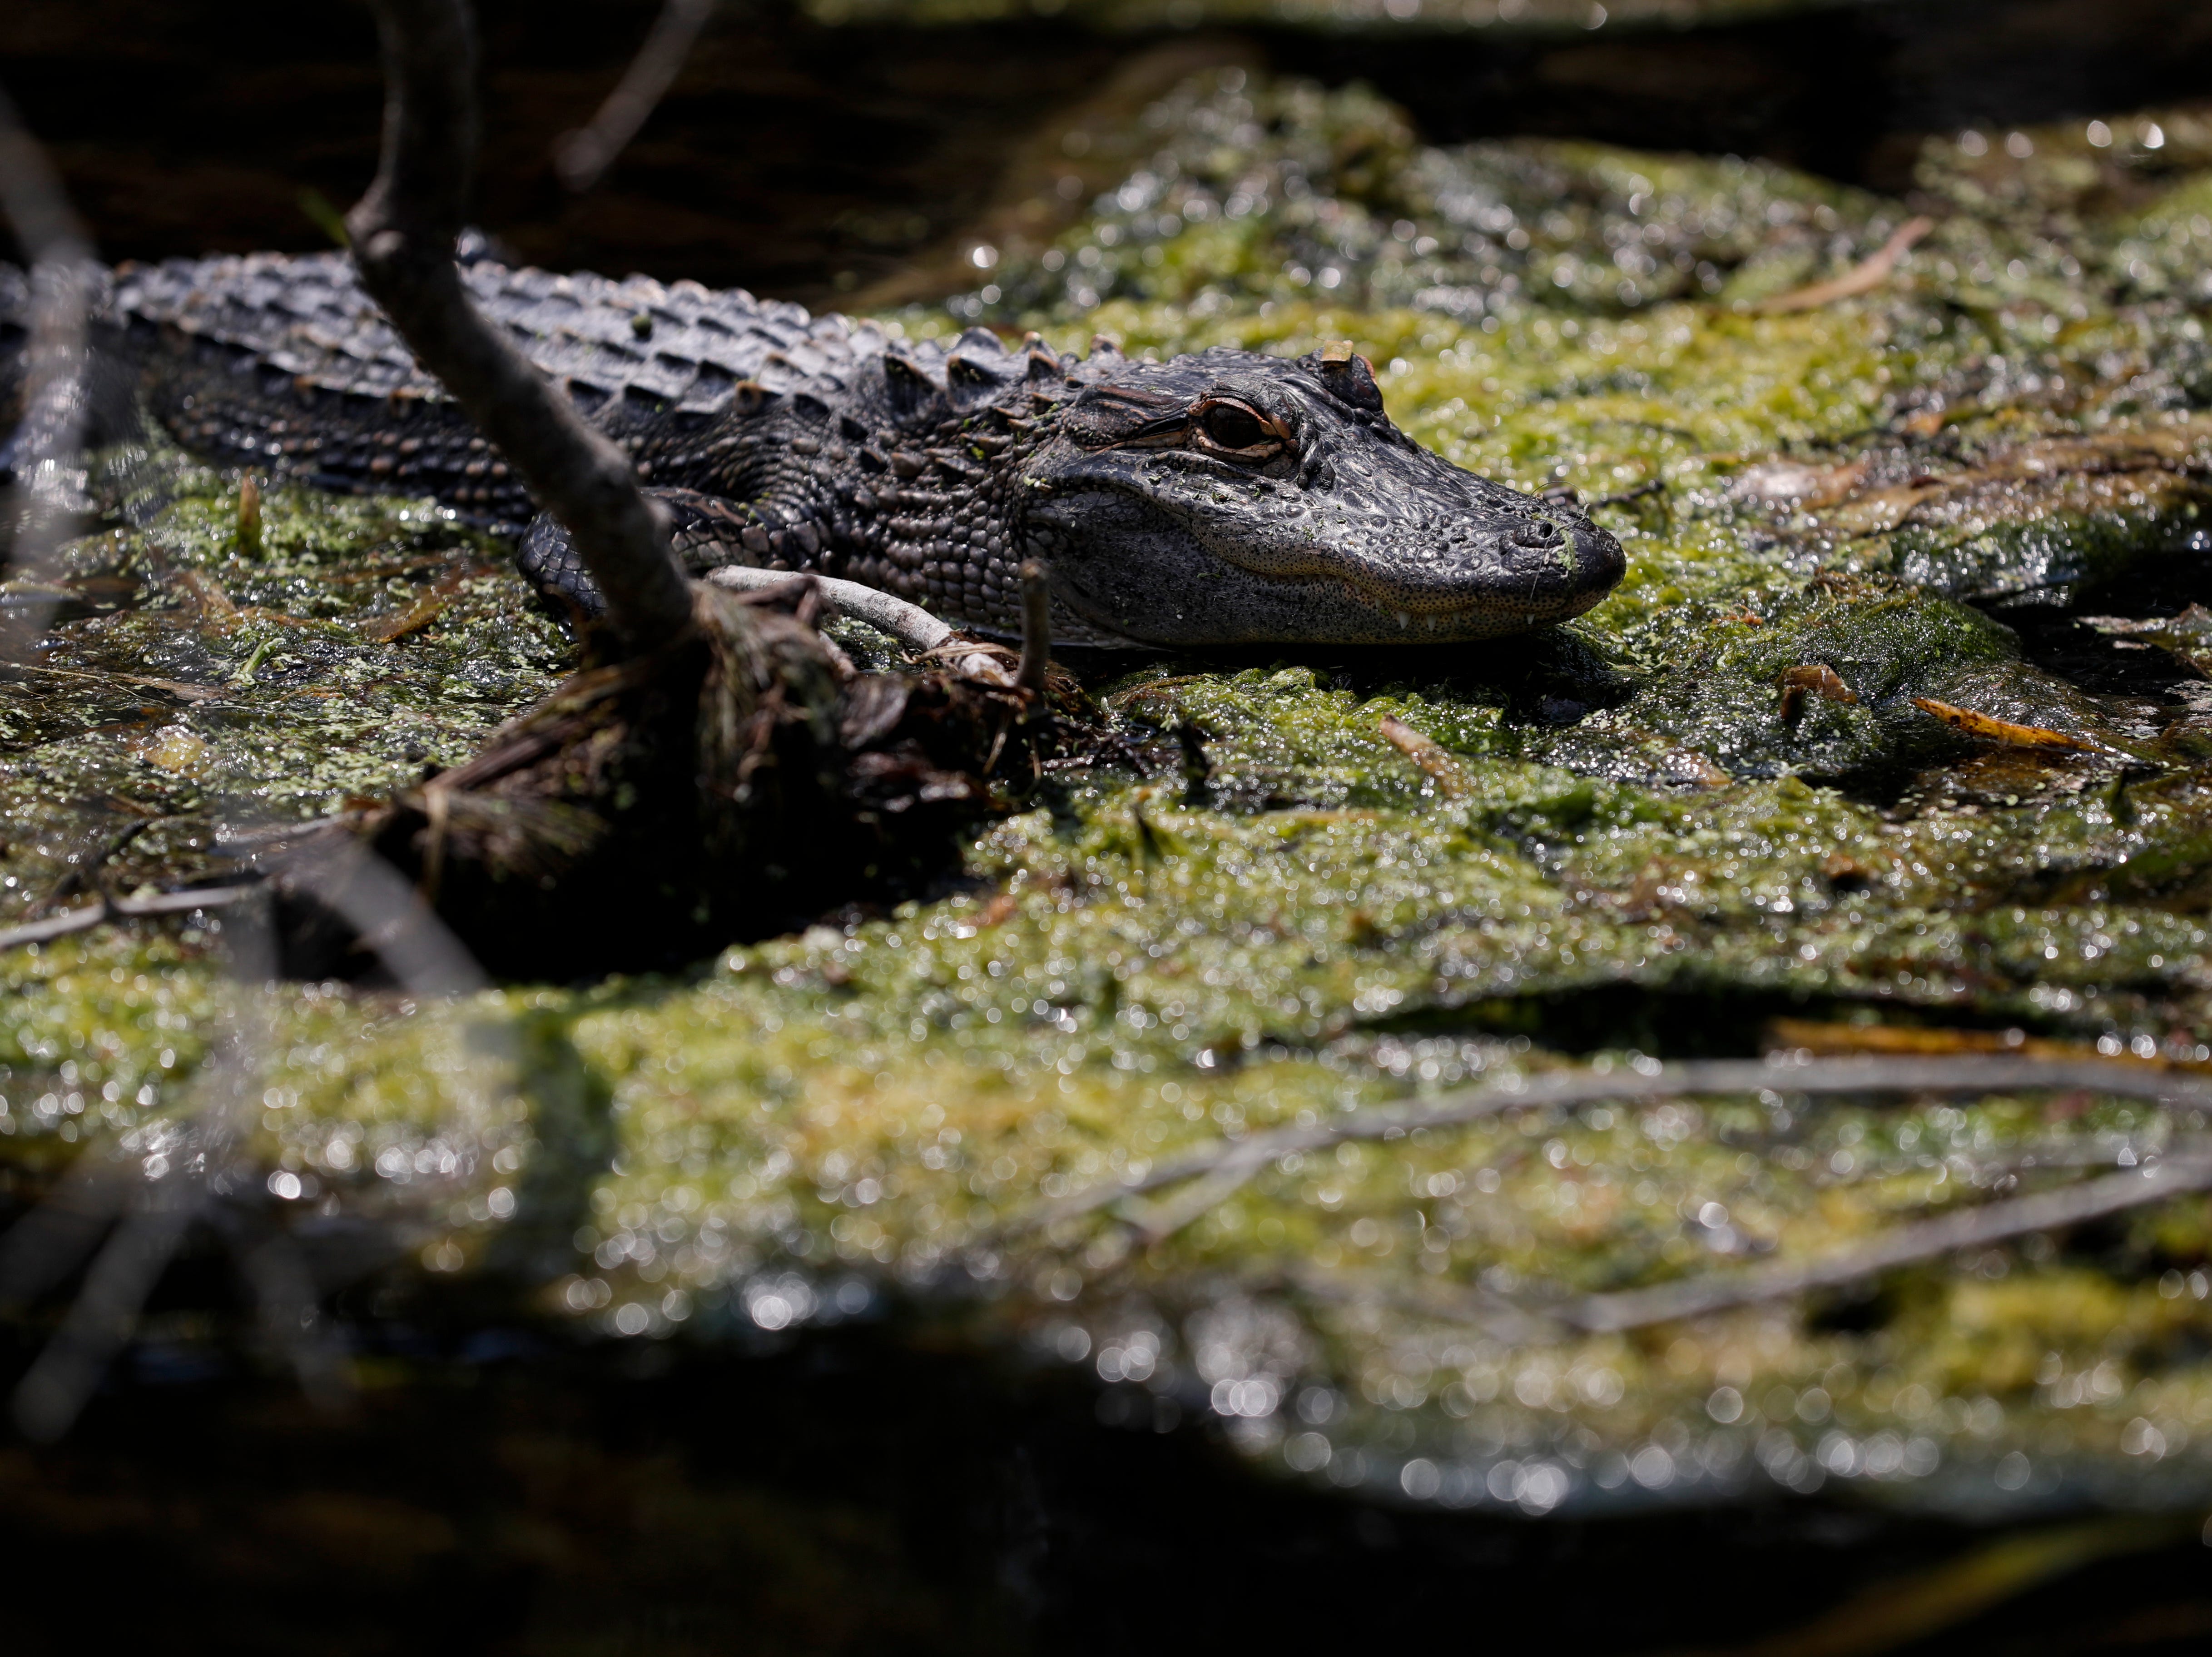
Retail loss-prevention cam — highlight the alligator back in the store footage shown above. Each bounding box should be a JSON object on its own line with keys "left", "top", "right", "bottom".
{"left": 103, "top": 247, "right": 924, "bottom": 531}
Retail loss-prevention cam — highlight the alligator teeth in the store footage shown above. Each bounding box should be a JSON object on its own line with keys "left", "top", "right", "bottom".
{"left": 1395, "top": 611, "right": 1411, "bottom": 629}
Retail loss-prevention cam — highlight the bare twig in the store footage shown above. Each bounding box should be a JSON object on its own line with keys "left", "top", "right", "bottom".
{"left": 0, "top": 77, "right": 98, "bottom": 660}
{"left": 1751, "top": 215, "right": 1935, "bottom": 315}
{"left": 1517, "top": 1151, "right": 2212, "bottom": 1336}
{"left": 214, "top": 811, "right": 373, "bottom": 851}
{"left": 706, "top": 567, "right": 1029, "bottom": 687}
{"left": 707, "top": 564, "right": 954, "bottom": 652}
{"left": 345, "top": 0, "right": 693, "bottom": 654}
{"left": 0, "top": 886, "right": 256, "bottom": 953}
{"left": 1016, "top": 560, "right": 1051, "bottom": 694}
{"left": 11, "top": 1183, "right": 204, "bottom": 1438}
{"left": 1287, "top": 1263, "right": 1566, "bottom": 1348}
{"left": 0, "top": 660, "right": 220, "bottom": 702}
{"left": 1019, "top": 1054, "right": 2212, "bottom": 1234}
{"left": 552, "top": 0, "right": 718, "bottom": 193}
{"left": 1378, "top": 713, "right": 1470, "bottom": 798}
{"left": 263, "top": 835, "right": 485, "bottom": 995}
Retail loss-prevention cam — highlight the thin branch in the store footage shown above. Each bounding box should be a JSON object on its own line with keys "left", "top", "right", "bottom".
{"left": 1751, "top": 215, "right": 1935, "bottom": 314}
{"left": 0, "top": 886, "right": 256, "bottom": 953}
{"left": 1018, "top": 1054, "right": 2212, "bottom": 1234}
{"left": 551, "top": 0, "right": 719, "bottom": 193}
{"left": 707, "top": 565, "right": 954, "bottom": 652}
{"left": 210, "top": 1205, "right": 356, "bottom": 1411}
{"left": 12, "top": 1196, "right": 200, "bottom": 1439}
{"left": 1287, "top": 1263, "right": 1565, "bottom": 1348}
{"left": 1543, "top": 1151, "right": 2212, "bottom": 1333}
{"left": 0, "top": 76, "right": 98, "bottom": 661}
{"left": 345, "top": 0, "right": 693, "bottom": 654}
{"left": 263, "top": 835, "right": 486, "bottom": 996}
{"left": 0, "top": 660, "right": 220, "bottom": 702}
{"left": 705, "top": 567, "right": 1027, "bottom": 687}
{"left": 1378, "top": 713, "right": 1471, "bottom": 798}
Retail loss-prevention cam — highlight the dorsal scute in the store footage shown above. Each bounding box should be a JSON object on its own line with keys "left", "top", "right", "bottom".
{"left": 106, "top": 249, "right": 970, "bottom": 424}
{"left": 945, "top": 328, "right": 1020, "bottom": 411}
{"left": 879, "top": 349, "right": 945, "bottom": 423}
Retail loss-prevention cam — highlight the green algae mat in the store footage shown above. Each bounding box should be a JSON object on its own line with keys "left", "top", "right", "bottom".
{"left": 14, "top": 75, "right": 2212, "bottom": 1522}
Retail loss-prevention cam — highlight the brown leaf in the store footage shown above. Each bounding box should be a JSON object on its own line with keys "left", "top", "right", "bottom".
{"left": 1910, "top": 697, "right": 2093, "bottom": 751}
{"left": 1378, "top": 713, "right": 1470, "bottom": 798}
{"left": 172, "top": 569, "right": 242, "bottom": 632}
{"left": 1749, "top": 215, "right": 1935, "bottom": 314}
{"left": 1767, "top": 1017, "right": 2212, "bottom": 1074}
{"left": 1779, "top": 663, "right": 1856, "bottom": 724}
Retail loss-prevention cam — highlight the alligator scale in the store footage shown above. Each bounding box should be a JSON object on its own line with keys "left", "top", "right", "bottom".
{"left": 10, "top": 249, "right": 1625, "bottom": 646}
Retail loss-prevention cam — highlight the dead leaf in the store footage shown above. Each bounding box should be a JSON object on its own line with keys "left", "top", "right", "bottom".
{"left": 1911, "top": 697, "right": 2094, "bottom": 752}
{"left": 1729, "top": 457, "right": 1869, "bottom": 509}
{"left": 1779, "top": 663, "right": 1856, "bottom": 724}
{"left": 1750, "top": 215, "right": 1935, "bottom": 314}
{"left": 172, "top": 569, "right": 242, "bottom": 631}
{"left": 366, "top": 589, "right": 452, "bottom": 643}
{"left": 1378, "top": 713, "right": 1470, "bottom": 798}
{"left": 1768, "top": 1017, "right": 2212, "bottom": 1073}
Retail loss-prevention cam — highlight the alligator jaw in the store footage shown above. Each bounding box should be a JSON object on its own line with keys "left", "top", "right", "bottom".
{"left": 1041, "top": 512, "right": 1627, "bottom": 647}
{"left": 1178, "top": 515, "right": 1629, "bottom": 642}
{"left": 1316, "top": 519, "right": 1628, "bottom": 633}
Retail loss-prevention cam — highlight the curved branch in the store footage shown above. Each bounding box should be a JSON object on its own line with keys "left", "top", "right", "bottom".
{"left": 1306, "top": 1148, "right": 2212, "bottom": 1344}
{"left": 1549, "top": 1151, "right": 2212, "bottom": 1333}
{"left": 0, "top": 77, "right": 98, "bottom": 659}
{"left": 706, "top": 564, "right": 954, "bottom": 651}
{"left": 552, "top": 0, "right": 719, "bottom": 194}
{"left": 345, "top": 0, "right": 693, "bottom": 654}
{"left": 1019, "top": 1053, "right": 2212, "bottom": 1234}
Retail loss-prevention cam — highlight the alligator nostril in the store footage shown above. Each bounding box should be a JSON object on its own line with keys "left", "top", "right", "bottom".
{"left": 1510, "top": 518, "right": 1564, "bottom": 548}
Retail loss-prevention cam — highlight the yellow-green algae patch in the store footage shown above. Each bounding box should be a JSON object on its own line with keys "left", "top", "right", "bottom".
{"left": 13, "top": 77, "right": 2212, "bottom": 1518}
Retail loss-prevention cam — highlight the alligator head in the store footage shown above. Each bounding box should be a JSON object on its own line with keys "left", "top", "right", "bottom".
{"left": 1016, "top": 343, "right": 1625, "bottom": 645}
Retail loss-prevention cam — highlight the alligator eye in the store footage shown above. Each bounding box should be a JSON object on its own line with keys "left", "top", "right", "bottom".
{"left": 1195, "top": 401, "right": 1281, "bottom": 455}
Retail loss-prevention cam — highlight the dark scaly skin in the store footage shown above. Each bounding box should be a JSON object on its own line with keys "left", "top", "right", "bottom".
{"left": 5, "top": 248, "right": 1625, "bottom": 646}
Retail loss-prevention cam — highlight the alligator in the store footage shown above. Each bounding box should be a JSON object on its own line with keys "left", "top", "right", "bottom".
{"left": 4, "top": 247, "right": 1625, "bottom": 646}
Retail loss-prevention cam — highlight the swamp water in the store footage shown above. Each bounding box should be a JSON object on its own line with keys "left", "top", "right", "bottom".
{"left": 12, "top": 61, "right": 2212, "bottom": 1599}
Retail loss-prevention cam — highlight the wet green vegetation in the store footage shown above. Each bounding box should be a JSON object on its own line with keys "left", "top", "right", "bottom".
{"left": 14, "top": 73, "right": 2212, "bottom": 1520}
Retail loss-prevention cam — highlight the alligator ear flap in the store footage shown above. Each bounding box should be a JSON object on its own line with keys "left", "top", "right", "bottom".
{"left": 880, "top": 350, "right": 942, "bottom": 420}
{"left": 1309, "top": 341, "right": 1385, "bottom": 413}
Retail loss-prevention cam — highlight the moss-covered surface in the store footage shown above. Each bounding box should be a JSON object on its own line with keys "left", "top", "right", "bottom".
{"left": 17, "top": 79, "right": 2212, "bottom": 1523}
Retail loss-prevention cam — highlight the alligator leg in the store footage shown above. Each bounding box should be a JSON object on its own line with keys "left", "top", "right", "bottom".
{"left": 519, "top": 485, "right": 775, "bottom": 618}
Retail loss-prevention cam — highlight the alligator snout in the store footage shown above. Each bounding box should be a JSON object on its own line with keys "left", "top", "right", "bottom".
{"left": 1310, "top": 513, "right": 1625, "bottom": 627}
{"left": 1558, "top": 520, "right": 1627, "bottom": 612}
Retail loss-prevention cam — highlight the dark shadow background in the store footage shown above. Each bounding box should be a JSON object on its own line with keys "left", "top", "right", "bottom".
{"left": 7, "top": 2, "right": 2212, "bottom": 1651}
{"left": 7, "top": 0, "right": 2212, "bottom": 299}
